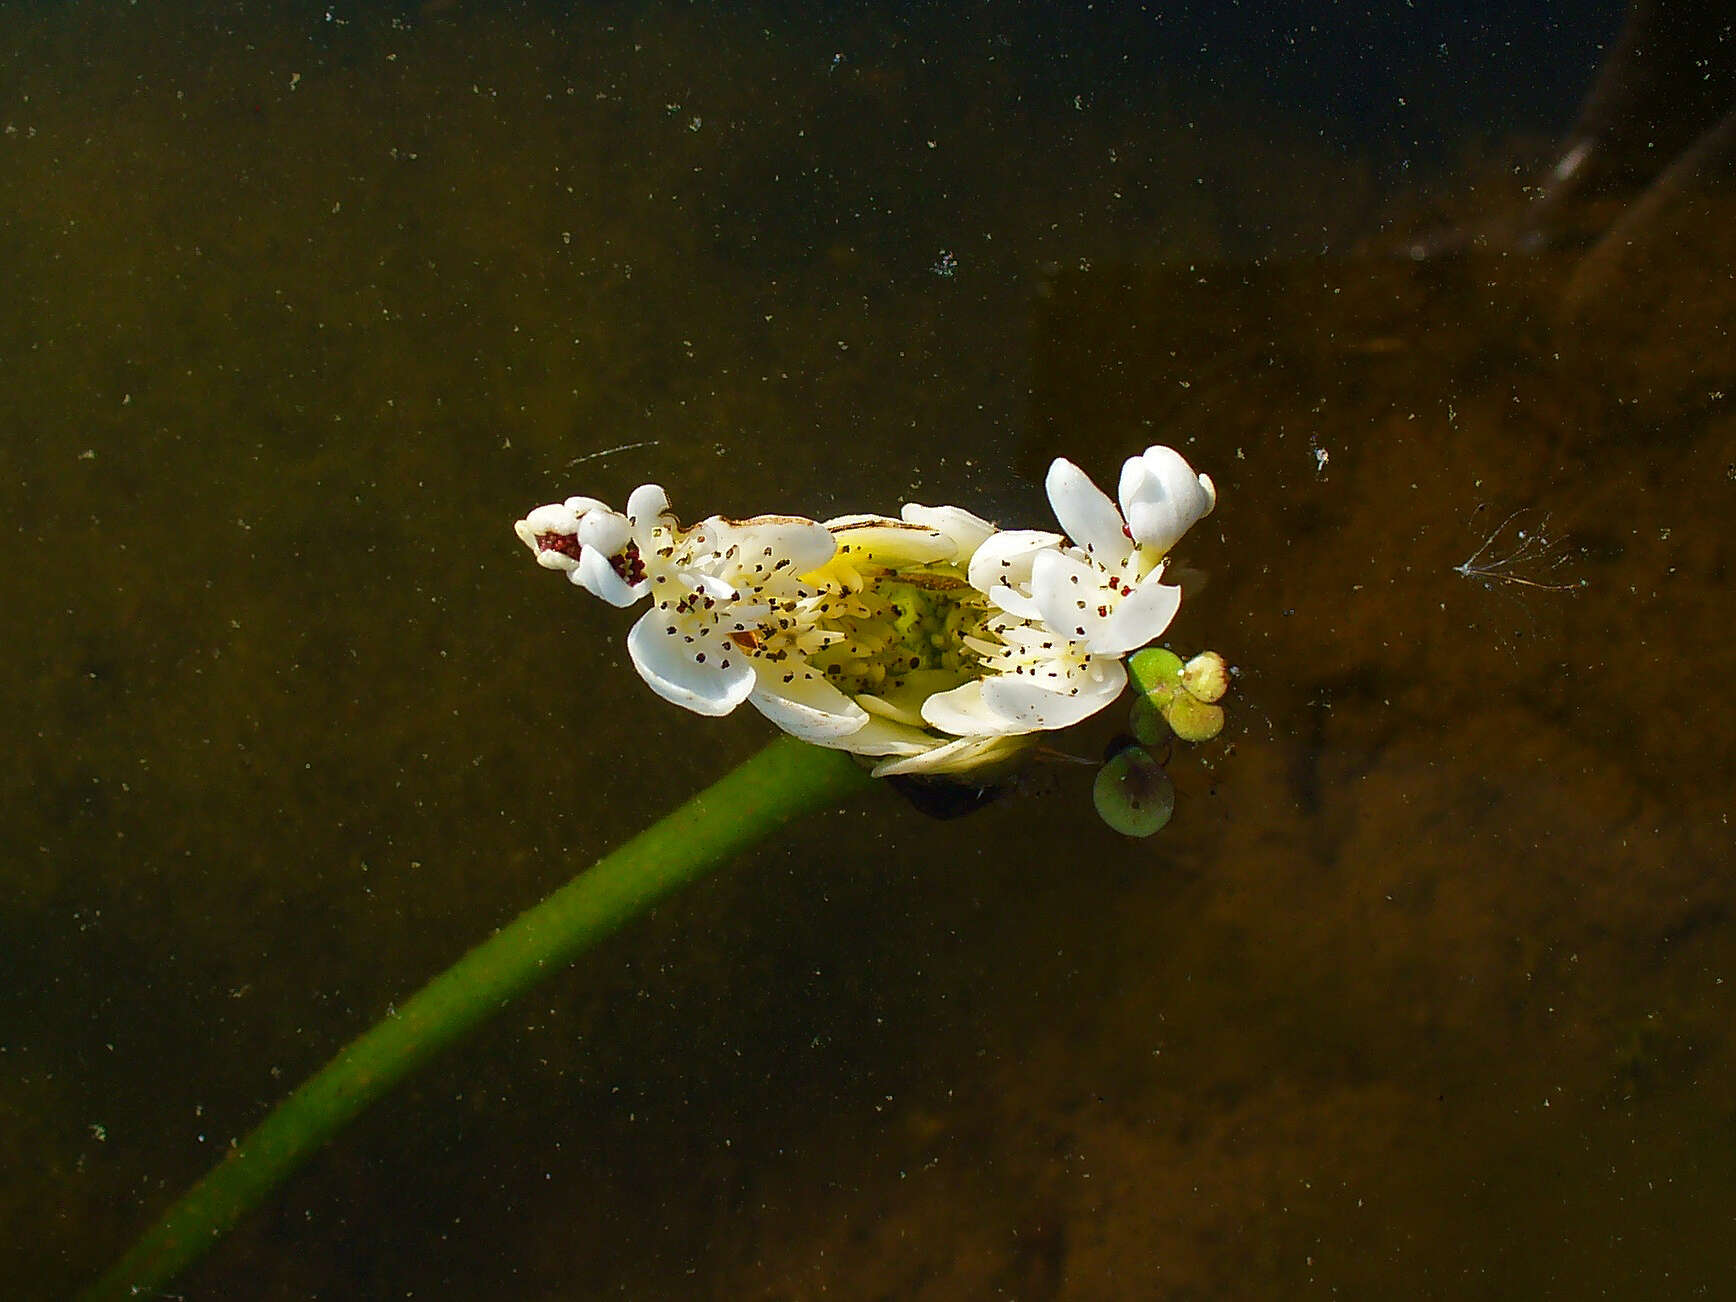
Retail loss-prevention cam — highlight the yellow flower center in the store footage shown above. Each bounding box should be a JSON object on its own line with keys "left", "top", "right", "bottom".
{"left": 730, "top": 554, "right": 998, "bottom": 707}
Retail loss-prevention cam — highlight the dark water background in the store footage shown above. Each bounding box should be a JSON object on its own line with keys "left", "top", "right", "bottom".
{"left": 10, "top": 0, "right": 1736, "bottom": 1297}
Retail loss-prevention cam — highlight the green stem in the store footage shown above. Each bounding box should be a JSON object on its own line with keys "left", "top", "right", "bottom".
{"left": 82, "top": 737, "right": 874, "bottom": 1301}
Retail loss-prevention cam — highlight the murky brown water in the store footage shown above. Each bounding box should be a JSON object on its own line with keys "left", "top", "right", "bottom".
{"left": 6, "top": 2, "right": 1731, "bottom": 1298}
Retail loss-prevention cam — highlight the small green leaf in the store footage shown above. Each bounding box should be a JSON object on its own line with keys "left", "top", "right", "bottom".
{"left": 1128, "top": 694, "right": 1170, "bottom": 748}
{"left": 1163, "top": 691, "right": 1225, "bottom": 742}
{"left": 1093, "top": 745, "right": 1176, "bottom": 837}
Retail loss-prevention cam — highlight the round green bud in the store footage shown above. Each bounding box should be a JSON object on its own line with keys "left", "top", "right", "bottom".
{"left": 1180, "top": 651, "right": 1230, "bottom": 703}
{"left": 1163, "top": 691, "right": 1225, "bottom": 742}
{"left": 1127, "top": 646, "right": 1184, "bottom": 698}
{"left": 1093, "top": 746, "right": 1176, "bottom": 837}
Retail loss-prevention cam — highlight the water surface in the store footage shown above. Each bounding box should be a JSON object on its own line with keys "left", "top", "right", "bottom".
{"left": 6, "top": 2, "right": 1731, "bottom": 1297}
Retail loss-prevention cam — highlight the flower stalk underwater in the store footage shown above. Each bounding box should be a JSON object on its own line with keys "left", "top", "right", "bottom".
{"left": 85, "top": 444, "right": 1228, "bottom": 1299}
{"left": 81, "top": 739, "right": 873, "bottom": 1302}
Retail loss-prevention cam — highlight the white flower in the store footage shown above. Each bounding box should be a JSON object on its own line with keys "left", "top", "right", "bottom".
{"left": 515, "top": 496, "right": 646, "bottom": 607}
{"left": 971, "top": 445, "right": 1215, "bottom": 657}
{"left": 1119, "top": 445, "right": 1217, "bottom": 556}
{"left": 517, "top": 489, "right": 1027, "bottom": 775}
{"left": 514, "top": 444, "right": 1215, "bottom": 778}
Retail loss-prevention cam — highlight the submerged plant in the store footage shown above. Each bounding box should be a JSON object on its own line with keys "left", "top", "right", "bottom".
{"left": 84, "top": 444, "right": 1229, "bottom": 1300}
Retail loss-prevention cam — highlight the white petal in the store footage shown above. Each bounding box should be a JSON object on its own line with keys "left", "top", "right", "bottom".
{"left": 698, "top": 515, "right": 836, "bottom": 577}
{"left": 749, "top": 666, "right": 869, "bottom": 741}
{"left": 1045, "top": 458, "right": 1133, "bottom": 568}
{"left": 686, "top": 571, "right": 738, "bottom": 602}
{"left": 980, "top": 656, "right": 1126, "bottom": 731}
{"left": 625, "top": 483, "right": 670, "bottom": 527}
{"left": 578, "top": 546, "right": 643, "bottom": 607}
{"left": 1029, "top": 545, "right": 1182, "bottom": 654}
{"left": 993, "top": 622, "right": 1061, "bottom": 652}
{"left": 672, "top": 518, "right": 733, "bottom": 568}
{"left": 965, "top": 528, "right": 1064, "bottom": 595}
{"left": 824, "top": 714, "right": 939, "bottom": 758}
{"left": 1028, "top": 547, "right": 1117, "bottom": 645}
{"left": 1093, "top": 577, "right": 1182, "bottom": 654}
{"left": 828, "top": 518, "right": 955, "bottom": 567}
{"left": 1120, "top": 447, "right": 1215, "bottom": 554}
{"left": 735, "top": 515, "right": 838, "bottom": 573}
{"left": 900, "top": 503, "right": 998, "bottom": 562}
{"left": 1117, "top": 450, "right": 1160, "bottom": 517}
{"left": 855, "top": 695, "right": 922, "bottom": 728}
{"left": 860, "top": 669, "right": 966, "bottom": 727}
{"left": 578, "top": 508, "right": 633, "bottom": 556}
{"left": 871, "top": 733, "right": 1032, "bottom": 778}
{"left": 625, "top": 610, "right": 755, "bottom": 716}
{"left": 1137, "top": 446, "right": 1215, "bottom": 511}
{"left": 1125, "top": 501, "right": 1181, "bottom": 557}
{"left": 986, "top": 582, "right": 1047, "bottom": 622}
{"left": 920, "top": 680, "right": 1027, "bottom": 737}
{"left": 520, "top": 502, "right": 581, "bottom": 539}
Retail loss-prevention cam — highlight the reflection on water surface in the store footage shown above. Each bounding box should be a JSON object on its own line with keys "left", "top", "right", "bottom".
{"left": 4, "top": 1, "right": 1730, "bottom": 1297}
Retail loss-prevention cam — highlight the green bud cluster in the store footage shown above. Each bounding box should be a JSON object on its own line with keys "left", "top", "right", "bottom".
{"left": 1125, "top": 647, "right": 1229, "bottom": 743}
{"left": 1091, "top": 644, "right": 1231, "bottom": 837}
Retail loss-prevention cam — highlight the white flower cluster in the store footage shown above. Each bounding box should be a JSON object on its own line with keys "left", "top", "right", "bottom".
{"left": 516, "top": 446, "right": 1215, "bottom": 777}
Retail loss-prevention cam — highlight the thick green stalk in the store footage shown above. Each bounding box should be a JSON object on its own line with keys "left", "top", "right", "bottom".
{"left": 82, "top": 737, "right": 874, "bottom": 1301}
